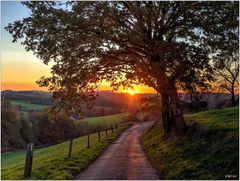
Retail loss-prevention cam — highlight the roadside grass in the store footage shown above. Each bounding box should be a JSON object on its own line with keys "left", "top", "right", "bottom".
{"left": 185, "top": 106, "right": 239, "bottom": 130}
{"left": 142, "top": 106, "right": 239, "bottom": 180}
{"left": 10, "top": 100, "right": 48, "bottom": 111}
{"left": 1, "top": 125, "right": 129, "bottom": 180}
{"left": 76, "top": 113, "right": 128, "bottom": 126}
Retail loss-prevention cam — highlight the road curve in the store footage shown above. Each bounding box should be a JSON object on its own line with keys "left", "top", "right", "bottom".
{"left": 75, "top": 121, "right": 159, "bottom": 180}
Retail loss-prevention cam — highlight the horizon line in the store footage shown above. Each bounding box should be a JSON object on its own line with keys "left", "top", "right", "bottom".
{"left": 1, "top": 89, "right": 232, "bottom": 95}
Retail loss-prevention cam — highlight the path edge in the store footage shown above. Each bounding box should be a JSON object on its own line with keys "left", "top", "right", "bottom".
{"left": 140, "top": 122, "right": 162, "bottom": 179}
{"left": 73, "top": 123, "right": 133, "bottom": 180}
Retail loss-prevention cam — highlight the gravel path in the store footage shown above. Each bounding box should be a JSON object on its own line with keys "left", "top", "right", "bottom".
{"left": 75, "top": 121, "right": 159, "bottom": 180}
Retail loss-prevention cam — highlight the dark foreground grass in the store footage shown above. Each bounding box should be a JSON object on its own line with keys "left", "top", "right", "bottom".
{"left": 142, "top": 106, "right": 239, "bottom": 180}
{"left": 1, "top": 125, "right": 129, "bottom": 180}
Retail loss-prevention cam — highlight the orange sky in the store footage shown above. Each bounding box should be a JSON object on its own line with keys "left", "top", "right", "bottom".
{"left": 1, "top": 36, "right": 155, "bottom": 93}
{"left": 1, "top": 2, "right": 234, "bottom": 95}
{"left": 1, "top": 82, "right": 156, "bottom": 94}
{"left": 1, "top": 81, "right": 156, "bottom": 94}
{"left": 1, "top": 48, "right": 155, "bottom": 93}
{"left": 0, "top": 2, "right": 157, "bottom": 94}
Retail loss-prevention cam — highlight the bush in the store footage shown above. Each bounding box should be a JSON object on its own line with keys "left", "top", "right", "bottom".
{"left": 1, "top": 99, "right": 26, "bottom": 151}
{"left": 123, "top": 112, "right": 141, "bottom": 123}
{"left": 20, "top": 118, "right": 34, "bottom": 143}
{"left": 179, "top": 101, "right": 208, "bottom": 113}
{"left": 216, "top": 99, "right": 232, "bottom": 109}
{"left": 30, "top": 111, "right": 74, "bottom": 145}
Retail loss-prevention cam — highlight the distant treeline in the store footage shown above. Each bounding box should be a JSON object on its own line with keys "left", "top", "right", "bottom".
{"left": 1, "top": 90, "right": 137, "bottom": 116}
{"left": 1, "top": 90, "right": 150, "bottom": 111}
{"left": 1, "top": 99, "right": 108, "bottom": 153}
{"left": 2, "top": 90, "right": 233, "bottom": 113}
{"left": 1, "top": 90, "right": 51, "bottom": 105}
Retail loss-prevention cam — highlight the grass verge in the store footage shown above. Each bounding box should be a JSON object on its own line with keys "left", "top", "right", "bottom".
{"left": 142, "top": 106, "right": 239, "bottom": 179}
{"left": 1, "top": 124, "right": 130, "bottom": 180}
{"left": 76, "top": 113, "right": 128, "bottom": 126}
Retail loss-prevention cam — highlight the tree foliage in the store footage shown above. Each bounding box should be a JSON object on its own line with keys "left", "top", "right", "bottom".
{"left": 213, "top": 29, "right": 239, "bottom": 107}
{"left": 1, "top": 99, "right": 25, "bottom": 151}
{"left": 1, "top": 99, "right": 75, "bottom": 152}
{"left": 6, "top": 1, "right": 239, "bottom": 135}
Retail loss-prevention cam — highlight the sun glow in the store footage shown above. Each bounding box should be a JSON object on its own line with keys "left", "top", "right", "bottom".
{"left": 127, "top": 89, "right": 135, "bottom": 96}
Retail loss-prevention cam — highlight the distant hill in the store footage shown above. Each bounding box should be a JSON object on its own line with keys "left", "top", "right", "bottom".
{"left": 1, "top": 90, "right": 234, "bottom": 113}
{"left": 1, "top": 90, "right": 52, "bottom": 105}
{"left": 1, "top": 90, "right": 152, "bottom": 108}
{"left": 1, "top": 90, "right": 145, "bottom": 116}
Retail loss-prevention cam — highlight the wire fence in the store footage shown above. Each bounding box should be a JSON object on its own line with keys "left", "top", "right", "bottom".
{"left": 24, "top": 123, "right": 122, "bottom": 178}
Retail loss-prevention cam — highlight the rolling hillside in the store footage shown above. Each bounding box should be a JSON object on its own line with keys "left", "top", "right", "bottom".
{"left": 76, "top": 113, "right": 128, "bottom": 126}
{"left": 10, "top": 100, "right": 48, "bottom": 111}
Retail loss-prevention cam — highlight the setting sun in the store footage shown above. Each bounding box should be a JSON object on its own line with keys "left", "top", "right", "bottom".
{"left": 127, "top": 89, "right": 135, "bottom": 95}
{"left": 1, "top": 1, "right": 238, "bottom": 180}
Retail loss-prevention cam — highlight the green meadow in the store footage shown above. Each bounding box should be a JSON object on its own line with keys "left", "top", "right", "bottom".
{"left": 76, "top": 113, "right": 128, "bottom": 126}
{"left": 10, "top": 100, "right": 48, "bottom": 111}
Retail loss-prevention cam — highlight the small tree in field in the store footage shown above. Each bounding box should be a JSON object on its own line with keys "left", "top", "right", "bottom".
{"left": 214, "top": 37, "right": 239, "bottom": 107}
{"left": 215, "top": 60, "right": 239, "bottom": 107}
{"left": 207, "top": 8, "right": 239, "bottom": 107}
{"left": 6, "top": 1, "right": 238, "bottom": 136}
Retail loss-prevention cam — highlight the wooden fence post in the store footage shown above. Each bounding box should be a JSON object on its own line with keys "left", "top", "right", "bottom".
{"left": 115, "top": 123, "right": 118, "bottom": 130}
{"left": 24, "top": 143, "right": 34, "bottom": 178}
{"left": 87, "top": 133, "right": 90, "bottom": 148}
{"left": 98, "top": 130, "right": 100, "bottom": 142}
{"left": 111, "top": 124, "right": 113, "bottom": 133}
{"left": 68, "top": 139, "right": 73, "bottom": 159}
{"left": 105, "top": 129, "right": 108, "bottom": 137}
{"left": 168, "top": 96, "right": 172, "bottom": 119}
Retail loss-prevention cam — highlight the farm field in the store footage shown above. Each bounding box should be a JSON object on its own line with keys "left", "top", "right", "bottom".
{"left": 1, "top": 126, "right": 128, "bottom": 180}
{"left": 10, "top": 100, "right": 48, "bottom": 111}
{"left": 76, "top": 113, "right": 129, "bottom": 126}
{"left": 142, "top": 106, "right": 239, "bottom": 179}
{"left": 94, "top": 105, "right": 121, "bottom": 111}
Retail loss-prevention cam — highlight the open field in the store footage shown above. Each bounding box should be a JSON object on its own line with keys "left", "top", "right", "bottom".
{"left": 10, "top": 100, "right": 48, "bottom": 111}
{"left": 142, "top": 106, "right": 239, "bottom": 179}
{"left": 76, "top": 113, "right": 128, "bottom": 126}
{"left": 1, "top": 126, "right": 128, "bottom": 180}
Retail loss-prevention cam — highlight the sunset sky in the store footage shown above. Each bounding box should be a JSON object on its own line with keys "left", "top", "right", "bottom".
{"left": 1, "top": 1, "right": 155, "bottom": 94}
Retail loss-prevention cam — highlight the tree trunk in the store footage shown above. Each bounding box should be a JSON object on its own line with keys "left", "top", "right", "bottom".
{"left": 231, "top": 84, "right": 236, "bottom": 107}
{"left": 160, "top": 90, "right": 174, "bottom": 136}
{"left": 151, "top": 62, "right": 187, "bottom": 136}
{"left": 159, "top": 87, "right": 187, "bottom": 137}
{"left": 168, "top": 87, "right": 187, "bottom": 135}
{"left": 235, "top": 97, "right": 239, "bottom": 106}
{"left": 231, "top": 92, "right": 235, "bottom": 107}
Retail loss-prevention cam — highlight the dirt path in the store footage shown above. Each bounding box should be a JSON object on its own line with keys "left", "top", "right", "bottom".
{"left": 75, "top": 121, "right": 159, "bottom": 180}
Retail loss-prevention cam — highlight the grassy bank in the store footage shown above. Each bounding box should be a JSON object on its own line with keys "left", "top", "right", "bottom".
{"left": 142, "top": 106, "right": 239, "bottom": 180}
{"left": 1, "top": 125, "right": 129, "bottom": 180}
{"left": 76, "top": 113, "right": 128, "bottom": 126}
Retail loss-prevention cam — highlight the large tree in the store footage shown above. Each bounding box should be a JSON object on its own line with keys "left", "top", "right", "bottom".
{"left": 6, "top": 1, "right": 238, "bottom": 136}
